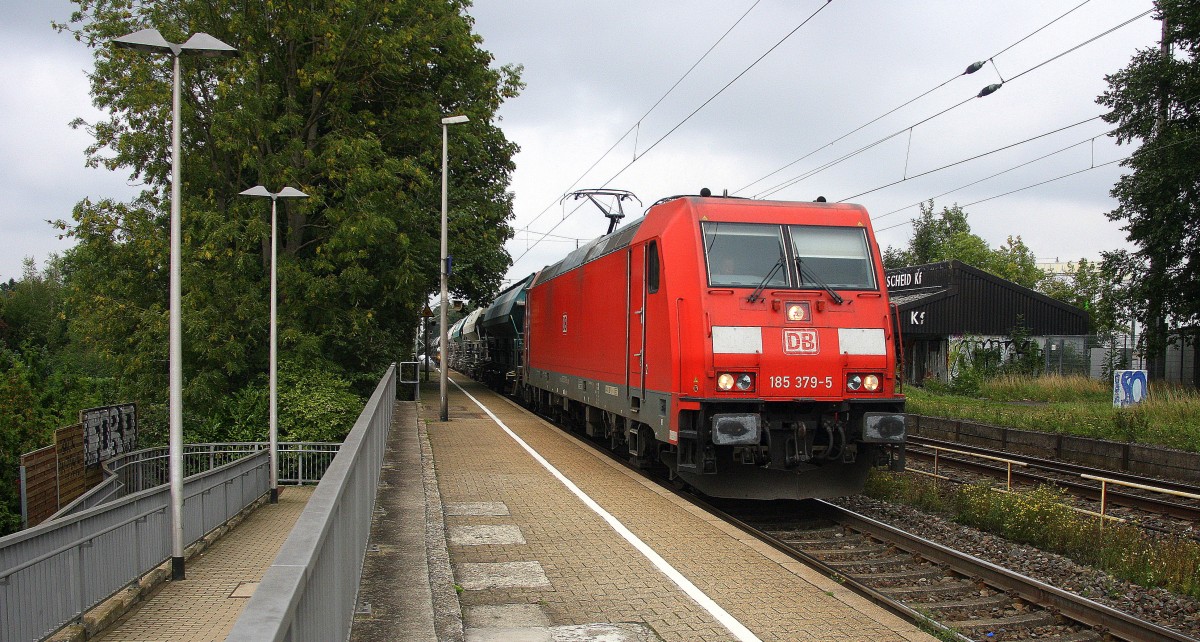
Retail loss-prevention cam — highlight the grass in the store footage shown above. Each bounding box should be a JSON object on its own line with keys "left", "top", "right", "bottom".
{"left": 865, "top": 471, "right": 1200, "bottom": 599}
{"left": 905, "top": 375, "right": 1200, "bottom": 452}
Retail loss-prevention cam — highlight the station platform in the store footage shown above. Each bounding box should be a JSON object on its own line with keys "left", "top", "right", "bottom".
{"left": 358, "top": 375, "right": 936, "bottom": 642}
{"left": 90, "top": 486, "right": 315, "bottom": 642}
{"left": 86, "top": 374, "right": 934, "bottom": 641}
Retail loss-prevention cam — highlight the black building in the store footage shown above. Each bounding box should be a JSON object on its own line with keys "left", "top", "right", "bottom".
{"left": 886, "top": 261, "right": 1089, "bottom": 384}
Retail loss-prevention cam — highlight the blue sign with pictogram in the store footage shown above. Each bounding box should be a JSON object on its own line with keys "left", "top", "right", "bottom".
{"left": 1112, "top": 370, "right": 1148, "bottom": 408}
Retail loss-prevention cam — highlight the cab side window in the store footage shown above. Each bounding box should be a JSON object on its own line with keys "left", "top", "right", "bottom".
{"left": 647, "top": 241, "right": 661, "bottom": 294}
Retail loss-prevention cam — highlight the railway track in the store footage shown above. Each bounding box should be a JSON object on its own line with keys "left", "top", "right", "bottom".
{"left": 718, "top": 499, "right": 1197, "bottom": 642}
{"left": 906, "top": 435, "right": 1200, "bottom": 525}
{"left": 513, "top": 388, "right": 1198, "bottom": 640}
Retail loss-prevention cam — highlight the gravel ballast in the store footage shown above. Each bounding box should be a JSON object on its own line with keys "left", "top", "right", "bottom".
{"left": 832, "top": 495, "right": 1200, "bottom": 640}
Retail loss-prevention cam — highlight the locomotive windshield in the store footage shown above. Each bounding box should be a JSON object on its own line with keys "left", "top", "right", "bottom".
{"left": 703, "top": 223, "right": 789, "bottom": 287}
{"left": 789, "top": 225, "right": 876, "bottom": 290}
{"left": 702, "top": 222, "right": 877, "bottom": 290}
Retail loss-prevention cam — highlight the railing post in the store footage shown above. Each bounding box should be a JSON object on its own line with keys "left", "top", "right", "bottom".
{"left": 1099, "top": 480, "right": 1108, "bottom": 529}
{"left": 74, "top": 542, "right": 88, "bottom": 624}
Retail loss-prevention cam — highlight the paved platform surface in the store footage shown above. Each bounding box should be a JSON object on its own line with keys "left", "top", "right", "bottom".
{"left": 406, "top": 375, "right": 935, "bottom": 642}
{"left": 94, "top": 485, "right": 313, "bottom": 642}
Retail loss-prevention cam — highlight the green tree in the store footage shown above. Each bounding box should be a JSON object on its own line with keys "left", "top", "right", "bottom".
{"left": 0, "top": 359, "right": 52, "bottom": 534}
{"left": 883, "top": 201, "right": 1044, "bottom": 289}
{"left": 0, "top": 258, "right": 68, "bottom": 354}
{"left": 1097, "top": 0, "right": 1200, "bottom": 379}
{"left": 0, "top": 256, "right": 119, "bottom": 429}
{"left": 987, "top": 236, "right": 1044, "bottom": 290}
{"left": 1038, "top": 258, "right": 1129, "bottom": 335}
{"left": 55, "top": 0, "right": 523, "bottom": 440}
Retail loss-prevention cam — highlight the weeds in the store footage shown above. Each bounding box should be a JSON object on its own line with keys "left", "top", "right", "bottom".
{"left": 866, "top": 471, "right": 1200, "bottom": 599}
{"left": 981, "top": 374, "right": 1108, "bottom": 403}
{"left": 905, "top": 378, "right": 1200, "bottom": 452}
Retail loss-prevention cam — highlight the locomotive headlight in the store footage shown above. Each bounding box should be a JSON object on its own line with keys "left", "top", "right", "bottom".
{"left": 786, "top": 302, "right": 810, "bottom": 322}
{"left": 846, "top": 374, "right": 862, "bottom": 391}
{"left": 716, "top": 372, "right": 754, "bottom": 392}
{"left": 863, "top": 374, "right": 881, "bottom": 392}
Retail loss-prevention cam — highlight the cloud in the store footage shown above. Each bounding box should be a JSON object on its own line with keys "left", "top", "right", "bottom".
{"left": 471, "top": 0, "right": 1158, "bottom": 281}
{"left": 0, "top": 0, "right": 1161, "bottom": 283}
{"left": 0, "top": 0, "right": 140, "bottom": 280}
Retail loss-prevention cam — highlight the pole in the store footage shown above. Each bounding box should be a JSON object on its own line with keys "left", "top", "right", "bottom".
{"left": 269, "top": 197, "right": 279, "bottom": 503}
{"left": 439, "top": 122, "right": 450, "bottom": 421}
{"left": 240, "top": 185, "right": 306, "bottom": 501}
{"left": 168, "top": 52, "right": 185, "bottom": 581}
{"left": 114, "top": 27, "right": 238, "bottom": 584}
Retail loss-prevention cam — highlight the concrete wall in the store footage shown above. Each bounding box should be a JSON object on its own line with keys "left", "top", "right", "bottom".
{"left": 907, "top": 414, "right": 1200, "bottom": 484}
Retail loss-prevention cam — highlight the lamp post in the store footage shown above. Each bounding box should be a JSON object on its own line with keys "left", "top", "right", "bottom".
{"left": 239, "top": 186, "right": 308, "bottom": 504}
{"left": 439, "top": 115, "right": 468, "bottom": 421}
{"left": 113, "top": 28, "right": 237, "bottom": 581}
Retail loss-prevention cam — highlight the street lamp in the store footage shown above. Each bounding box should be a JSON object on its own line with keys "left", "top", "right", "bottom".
{"left": 113, "top": 28, "right": 237, "bottom": 581}
{"left": 440, "top": 114, "right": 468, "bottom": 421}
{"left": 239, "top": 186, "right": 308, "bottom": 505}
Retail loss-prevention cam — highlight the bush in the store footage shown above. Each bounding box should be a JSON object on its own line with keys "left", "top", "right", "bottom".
{"left": 192, "top": 359, "right": 364, "bottom": 444}
{"left": 277, "top": 361, "right": 363, "bottom": 442}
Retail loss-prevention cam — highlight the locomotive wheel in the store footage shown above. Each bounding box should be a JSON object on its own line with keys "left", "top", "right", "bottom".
{"left": 628, "top": 424, "right": 657, "bottom": 470}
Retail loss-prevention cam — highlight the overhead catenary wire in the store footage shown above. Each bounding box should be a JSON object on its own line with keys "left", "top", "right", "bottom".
{"left": 591, "top": 0, "right": 835, "bottom": 193}
{"left": 839, "top": 115, "right": 1105, "bottom": 204}
{"left": 874, "top": 131, "right": 1112, "bottom": 221}
{"left": 510, "top": 230, "right": 589, "bottom": 244}
{"left": 873, "top": 158, "right": 1126, "bottom": 233}
{"left": 873, "top": 127, "right": 1200, "bottom": 234}
{"left": 735, "top": 0, "right": 1096, "bottom": 197}
{"left": 747, "top": 5, "right": 1153, "bottom": 201}
{"left": 514, "top": 0, "right": 764, "bottom": 236}
{"left": 511, "top": 4, "right": 1156, "bottom": 271}
{"left": 873, "top": 83, "right": 1200, "bottom": 232}
{"left": 509, "top": 0, "right": 833, "bottom": 270}
{"left": 1001, "top": 9, "right": 1152, "bottom": 87}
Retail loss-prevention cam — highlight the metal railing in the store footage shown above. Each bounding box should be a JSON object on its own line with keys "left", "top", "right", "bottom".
{"left": 226, "top": 363, "right": 397, "bottom": 642}
{"left": 0, "top": 448, "right": 270, "bottom": 642}
{"left": 53, "top": 442, "right": 342, "bottom": 520}
{"left": 1083, "top": 473, "right": 1200, "bottom": 528}
{"left": 917, "top": 443, "right": 1029, "bottom": 490}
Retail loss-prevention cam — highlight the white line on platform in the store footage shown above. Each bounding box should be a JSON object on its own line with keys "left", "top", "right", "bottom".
{"left": 451, "top": 379, "right": 763, "bottom": 642}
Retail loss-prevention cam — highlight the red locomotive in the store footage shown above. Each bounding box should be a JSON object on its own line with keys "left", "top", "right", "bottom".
{"left": 452, "top": 193, "right": 905, "bottom": 500}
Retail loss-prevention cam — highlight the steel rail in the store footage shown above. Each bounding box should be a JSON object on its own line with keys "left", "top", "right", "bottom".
{"left": 907, "top": 437, "right": 1200, "bottom": 521}
{"left": 819, "top": 501, "right": 1196, "bottom": 642}
{"left": 465, "top": 378, "right": 971, "bottom": 642}
{"left": 693, "top": 499, "right": 971, "bottom": 641}
{"left": 909, "top": 435, "right": 1200, "bottom": 496}
{"left": 462, "top": 379, "right": 1196, "bottom": 641}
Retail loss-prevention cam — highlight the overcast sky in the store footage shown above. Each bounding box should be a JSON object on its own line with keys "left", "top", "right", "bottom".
{"left": 0, "top": 1, "right": 1162, "bottom": 286}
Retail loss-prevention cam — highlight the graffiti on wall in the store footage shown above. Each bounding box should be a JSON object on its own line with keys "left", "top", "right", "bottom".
{"left": 948, "top": 334, "right": 1040, "bottom": 379}
{"left": 82, "top": 404, "right": 137, "bottom": 466}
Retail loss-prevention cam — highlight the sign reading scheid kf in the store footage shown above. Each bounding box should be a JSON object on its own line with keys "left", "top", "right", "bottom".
{"left": 885, "top": 263, "right": 951, "bottom": 291}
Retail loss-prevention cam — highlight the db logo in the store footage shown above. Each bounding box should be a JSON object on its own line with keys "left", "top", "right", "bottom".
{"left": 783, "top": 329, "right": 819, "bottom": 355}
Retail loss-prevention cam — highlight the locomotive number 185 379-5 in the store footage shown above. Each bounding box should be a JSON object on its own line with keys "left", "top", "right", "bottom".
{"left": 767, "top": 375, "right": 834, "bottom": 390}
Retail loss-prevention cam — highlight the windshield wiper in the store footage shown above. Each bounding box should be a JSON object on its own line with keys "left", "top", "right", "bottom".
{"left": 795, "top": 257, "right": 844, "bottom": 305}
{"left": 747, "top": 258, "right": 784, "bottom": 303}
